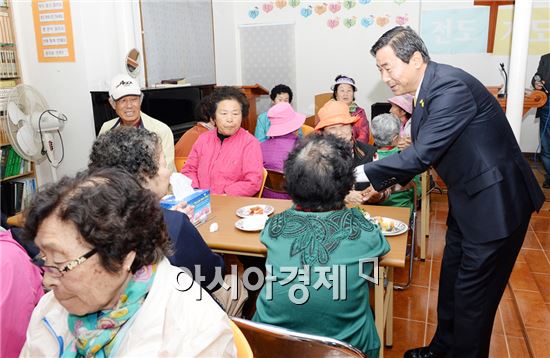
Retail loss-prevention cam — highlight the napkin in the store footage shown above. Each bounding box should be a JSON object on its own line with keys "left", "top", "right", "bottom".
{"left": 170, "top": 173, "right": 196, "bottom": 201}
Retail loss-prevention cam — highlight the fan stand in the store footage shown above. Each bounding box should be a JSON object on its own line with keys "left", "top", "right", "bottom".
{"left": 42, "top": 131, "right": 61, "bottom": 182}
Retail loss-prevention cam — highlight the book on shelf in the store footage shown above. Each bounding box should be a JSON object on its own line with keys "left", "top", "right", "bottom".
{"left": 0, "top": 49, "right": 16, "bottom": 78}
{"left": 0, "top": 79, "right": 15, "bottom": 88}
{"left": 0, "top": 12, "right": 13, "bottom": 44}
{"left": 1, "top": 145, "right": 31, "bottom": 178}
{"left": 0, "top": 87, "right": 10, "bottom": 112}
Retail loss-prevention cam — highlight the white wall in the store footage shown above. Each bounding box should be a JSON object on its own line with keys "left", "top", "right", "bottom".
{"left": 212, "top": 0, "right": 547, "bottom": 152}
{"left": 11, "top": 0, "right": 144, "bottom": 186}
{"left": 214, "top": 0, "right": 421, "bottom": 116}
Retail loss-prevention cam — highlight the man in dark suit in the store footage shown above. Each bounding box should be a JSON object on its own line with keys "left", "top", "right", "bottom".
{"left": 531, "top": 53, "right": 550, "bottom": 187}
{"left": 355, "top": 26, "right": 544, "bottom": 358}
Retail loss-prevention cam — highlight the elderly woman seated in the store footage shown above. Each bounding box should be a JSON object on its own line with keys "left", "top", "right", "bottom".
{"left": 371, "top": 113, "right": 420, "bottom": 210}
{"left": 174, "top": 95, "right": 215, "bottom": 158}
{"left": 253, "top": 134, "right": 390, "bottom": 357}
{"left": 20, "top": 168, "right": 235, "bottom": 357}
{"left": 315, "top": 100, "right": 386, "bottom": 205}
{"left": 330, "top": 74, "right": 372, "bottom": 144}
{"left": 261, "top": 102, "right": 305, "bottom": 199}
{"left": 388, "top": 94, "right": 414, "bottom": 150}
{"left": 182, "top": 86, "right": 263, "bottom": 196}
{"left": 255, "top": 84, "right": 302, "bottom": 143}
{"left": 88, "top": 127, "right": 229, "bottom": 297}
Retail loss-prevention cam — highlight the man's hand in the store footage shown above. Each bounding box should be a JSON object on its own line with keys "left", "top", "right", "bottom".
{"left": 361, "top": 187, "right": 391, "bottom": 204}
{"left": 534, "top": 79, "right": 545, "bottom": 91}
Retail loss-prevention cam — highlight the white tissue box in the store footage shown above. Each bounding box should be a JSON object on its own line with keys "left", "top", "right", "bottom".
{"left": 160, "top": 189, "right": 211, "bottom": 226}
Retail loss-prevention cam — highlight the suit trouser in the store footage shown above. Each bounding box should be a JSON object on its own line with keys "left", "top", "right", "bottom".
{"left": 429, "top": 213, "right": 530, "bottom": 358}
{"left": 538, "top": 102, "right": 550, "bottom": 181}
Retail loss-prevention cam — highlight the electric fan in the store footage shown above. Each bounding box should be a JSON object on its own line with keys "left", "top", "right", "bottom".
{"left": 2, "top": 84, "right": 67, "bottom": 182}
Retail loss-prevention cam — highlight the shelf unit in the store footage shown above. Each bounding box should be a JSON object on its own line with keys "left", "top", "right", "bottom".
{"left": 0, "top": 1, "right": 37, "bottom": 219}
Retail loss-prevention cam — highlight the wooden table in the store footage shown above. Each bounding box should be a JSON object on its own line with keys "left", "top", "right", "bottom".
{"left": 198, "top": 195, "right": 410, "bottom": 356}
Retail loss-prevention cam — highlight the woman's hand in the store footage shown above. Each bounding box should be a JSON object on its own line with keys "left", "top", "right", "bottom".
{"left": 345, "top": 190, "right": 365, "bottom": 205}
{"left": 171, "top": 201, "right": 195, "bottom": 219}
{"left": 397, "top": 136, "right": 412, "bottom": 150}
{"left": 363, "top": 187, "right": 391, "bottom": 204}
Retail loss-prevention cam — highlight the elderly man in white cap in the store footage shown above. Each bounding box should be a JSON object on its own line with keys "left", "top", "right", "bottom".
{"left": 99, "top": 74, "right": 175, "bottom": 172}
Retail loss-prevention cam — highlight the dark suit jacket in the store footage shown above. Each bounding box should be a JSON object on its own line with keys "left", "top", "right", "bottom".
{"left": 363, "top": 61, "right": 544, "bottom": 242}
{"left": 531, "top": 53, "right": 550, "bottom": 118}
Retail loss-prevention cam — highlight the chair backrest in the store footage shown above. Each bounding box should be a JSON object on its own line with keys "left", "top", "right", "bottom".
{"left": 305, "top": 93, "right": 333, "bottom": 127}
{"left": 257, "top": 168, "right": 268, "bottom": 198}
{"left": 301, "top": 124, "right": 315, "bottom": 136}
{"left": 264, "top": 169, "right": 286, "bottom": 194}
{"left": 229, "top": 320, "right": 253, "bottom": 358}
{"left": 174, "top": 156, "right": 188, "bottom": 172}
{"left": 231, "top": 317, "right": 367, "bottom": 358}
{"left": 315, "top": 92, "right": 333, "bottom": 114}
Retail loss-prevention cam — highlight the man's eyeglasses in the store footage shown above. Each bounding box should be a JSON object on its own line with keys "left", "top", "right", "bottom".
{"left": 31, "top": 249, "right": 97, "bottom": 278}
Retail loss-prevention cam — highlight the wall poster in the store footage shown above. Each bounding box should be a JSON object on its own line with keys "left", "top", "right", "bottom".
{"left": 32, "top": 0, "right": 75, "bottom": 62}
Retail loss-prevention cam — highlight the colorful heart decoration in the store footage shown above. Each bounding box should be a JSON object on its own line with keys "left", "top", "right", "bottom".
{"left": 289, "top": 0, "right": 300, "bottom": 8}
{"left": 359, "top": 0, "right": 371, "bottom": 4}
{"left": 395, "top": 14, "right": 408, "bottom": 25}
{"left": 376, "top": 15, "right": 390, "bottom": 27}
{"left": 314, "top": 3, "right": 327, "bottom": 15}
{"left": 327, "top": 17, "right": 340, "bottom": 29}
{"left": 275, "top": 0, "right": 287, "bottom": 9}
{"left": 248, "top": 7, "right": 260, "bottom": 19}
{"left": 343, "top": 0, "right": 356, "bottom": 10}
{"left": 301, "top": 6, "right": 313, "bottom": 17}
{"left": 344, "top": 16, "right": 357, "bottom": 28}
{"left": 361, "top": 15, "right": 374, "bottom": 27}
{"left": 328, "top": 3, "right": 341, "bottom": 13}
{"left": 262, "top": 3, "right": 274, "bottom": 13}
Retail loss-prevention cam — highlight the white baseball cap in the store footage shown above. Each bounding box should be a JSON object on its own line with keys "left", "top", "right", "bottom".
{"left": 109, "top": 74, "right": 141, "bottom": 101}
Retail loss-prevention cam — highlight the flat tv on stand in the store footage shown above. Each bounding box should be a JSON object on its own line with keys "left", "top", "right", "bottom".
{"left": 90, "top": 84, "right": 215, "bottom": 142}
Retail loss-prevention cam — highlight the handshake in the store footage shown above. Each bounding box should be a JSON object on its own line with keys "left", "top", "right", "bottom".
{"left": 345, "top": 186, "right": 392, "bottom": 205}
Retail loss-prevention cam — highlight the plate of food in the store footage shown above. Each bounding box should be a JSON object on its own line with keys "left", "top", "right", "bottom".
{"left": 235, "top": 215, "right": 269, "bottom": 232}
{"left": 236, "top": 204, "right": 274, "bottom": 218}
{"left": 371, "top": 216, "right": 408, "bottom": 236}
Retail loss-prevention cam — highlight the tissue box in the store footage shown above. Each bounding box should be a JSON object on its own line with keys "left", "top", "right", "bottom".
{"left": 160, "top": 189, "right": 211, "bottom": 225}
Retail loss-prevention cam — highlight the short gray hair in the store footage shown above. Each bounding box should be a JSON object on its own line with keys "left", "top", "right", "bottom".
{"left": 372, "top": 113, "right": 401, "bottom": 147}
{"left": 284, "top": 134, "right": 354, "bottom": 211}
{"left": 89, "top": 126, "right": 161, "bottom": 182}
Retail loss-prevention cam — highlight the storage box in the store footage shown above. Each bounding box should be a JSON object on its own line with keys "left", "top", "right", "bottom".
{"left": 160, "top": 189, "right": 211, "bottom": 225}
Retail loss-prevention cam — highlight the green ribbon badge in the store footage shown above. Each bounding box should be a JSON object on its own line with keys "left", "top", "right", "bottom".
{"left": 419, "top": 99, "right": 425, "bottom": 108}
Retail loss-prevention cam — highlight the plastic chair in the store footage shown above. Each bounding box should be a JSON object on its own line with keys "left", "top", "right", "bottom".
{"left": 264, "top": 169, "right": 286, "bottom": 194}
{"left": 174, "top": 156, "right": 187, "bottom": 172}
{"left": 305, "top": 93, "right": 332, "bottom": 127}
{"left": 257, "top": 168, "right": 268, "bottom": 198}
{"left": 229, "top": 320, "right": 253, "bottom": 358}
{"left": 231, "top": 317, "right": 367, "bottom": 358}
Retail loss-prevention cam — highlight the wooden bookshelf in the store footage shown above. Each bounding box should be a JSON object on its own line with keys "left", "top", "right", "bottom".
{"left": 0, "top": 1, "right": 35, "bottom": 221}
{"left": 1, "top": 169, "right": 35, "bottom": 182}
